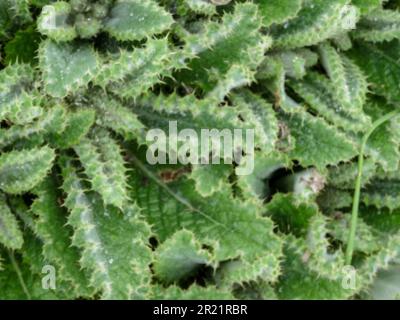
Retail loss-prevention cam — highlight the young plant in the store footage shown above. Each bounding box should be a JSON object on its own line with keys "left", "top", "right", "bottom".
{"left": 1, "top": 0, "right": 400, "bottom": 300}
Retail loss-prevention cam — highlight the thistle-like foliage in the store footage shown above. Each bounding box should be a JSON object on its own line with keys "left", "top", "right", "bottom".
{"left": 277, "top": 235, "right": 354, "bottom": 300}
{"left": 0, "top": 194, "right": 23, "bottom": 250}
{"left": 190, "top": 163, "right": 231, "bottom": 197}
{"left": 39, "top": 40, "right": 98, "bottom": 98}
{"left": 348, "top": 40, "right": 400, "bottom": 102}
{"left": 73, "top": 130, "right": 129, "bottom": 209}
{"left": 104, "top": 0, "right": 173, "bottom": 41}
{"left": 282, "top": 111, "right": 357, "bottom": 169}
{"left": 2, "top": 0, "right": 400, "bottom": 300}
{"left": 288, "top": 72, "right": 370, "bottom": 132}
{"left": 255, "top": 0, "right": 302, "bottom": 27}
{"left": 94, "top": 38, "right": 173, "bottom": 99}
{"left": 37, "top": 0, "right": 173, "bottom": 42}
{"left": 129, "top": 163, "right": 283, "bottom": 287}
{"left": 318, "top": 43, "right": 368, "bottom": 113}
{"left": 0, "top": 63, "right": 40, "bottom": 125}
{"left": 182, "top": 0, "right": 217, "bottom": 16}
{"left": 153, "top": 229, "right": 213, "bottom": 284}
{"left": 177, "top": 2, "right": 271, "bottom": 92}
{"left": 361, "top": 170, "right": 400, "bottom": 211}
{"left": 0, "top": 146, "right": 55, "bottom": 194}
{"left": 50, "top": 109, "right": 96, "bottom": 149}
{"left": 271, "top": 0, "right": 359, "bottom": 50}
{"left": 61, "top": 156, "right": 153, "bottom": 299}
{"left": 354, "top": 8, "right": 400, "bottom": 42}
{"left": 90, "top": 94, "right": 145, "bottom": 141}
{"left": 237, "top": 152, "right": 290, "bottom": 201}
{"left": 304, "top": 215, "right": 345, "bottom": 280}
{"left": 31, "top": 177, "right": 93, "bottom": 297}
{"left": 0, "top": 104, "right": 67, "bottom": 149}
{"left": 328, "top": 215, "right": 380, "bottom": 254}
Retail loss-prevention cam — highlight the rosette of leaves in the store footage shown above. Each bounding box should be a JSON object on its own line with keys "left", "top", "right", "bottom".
{"left": 1, "top": 0, "right": 400, "bottom": 300}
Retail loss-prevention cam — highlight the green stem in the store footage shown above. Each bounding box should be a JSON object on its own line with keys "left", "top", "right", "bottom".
{"left": 8, "top": 250, "right": 31, "bottom": 300}
{"left": 345, "top": 110, "right": 400, "bottom": 265}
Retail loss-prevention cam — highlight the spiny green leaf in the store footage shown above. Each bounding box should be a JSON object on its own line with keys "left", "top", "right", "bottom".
{"left": 256, "top": 0, "right": 302, "bottom": 27}
{"left": 357, "top": 233, "right": 400, "bottom": 290}
{"left": 216, "top": 254, "right": 281, "bottom": 288}
{"left": 277, "top": 235, "right": 354, "bottom": 300}
{"left": 362, "top": 98, "right": 400, "bottom": 171}
{"left": 288, "top": 72, "right": 371, "bottom": 133}
{"left": 0, "top": 194, "right": 23, "bottom": 249}
{"left": 18, "top": 227, "right": 85, "bottom": 299}
{"left": 4, "top": 25, "right": 41, "bottom": 65}
{"left": 258, "top": 49, "right": 318, "bottom": 80}
{"left": 0, "top": 146, "right": 55, "bottom": 194}
{"left": 233, "top": 281, "right": 278, "bottom": 300}
{"left": 352, "top": 0, "right": 384, "bottom": 14}
{"left": 271, "top": 0, "right": 359, "bottom": 50}
{"left": 265, "top": 193, "right": 318, "bottom": 236}
{"left": 136, "top": 92, "right": 269, "bottom": 157}
{"left": 129, "top": 159, "right": 283, "bottom": 284}
{"left": 361, "top": 171, "right": 400, "bottom": 211}
{"left": 90, "top": 94, "right": 146, "bottom": 141}
{"left": 39, "top": 40, "right": 98, "bottom": 98}
{"left": 206, "top": 64, "right": 256, "bottom": 103}
{"left": 354, "top": 9, "right": 400, "bottom": 42}
{"left": 348, "top": 41, "right": 400, "bottom": 102}
{"left": 183, "top": 0, "right": 217, "bottom": 16}
{"left": 326, "top": 159, "right": 377, "bottom": 189}
{"left": 258, "top": 62, "right": 303, "bottom": 113}
{"left": 0, "top": 63, "right": 39, "bottom": 125}
{"left": 95, "top": 38, "right": 174, "bottom": 99}
{"left": 32, "top": 177, "right": 93, "bottom": 297}
{"left": 190, "top": 164, "right": 231, "bottom": 198}
{"left": 317, "top": 187, "right": 353, "bottom": 213}
{"left": 60, "top": 157, "right": 153, "bottom": 299}
{"left": 304, "top": 215, "right": 345, "bottom": 280}
{"left": 73, "top": 130, "right": 129, "bottom": 209}
{"left": 231, "top": 91, "right": 279, "bottom": 156}
{"left": 8, "top": 0, "right": 32, "bottom": 23}
{"left": 282, "top": 111, "right": 357, "bottom": 169}
{"left": 104, "top": 0, "right": 173, "bottom": 41}
{"left": 0, "top": 252, "right": 69, "bottom": 300}
{"left": 361, "top": 206, "right": 400, "bottom": 233}
{"left": 178, "top": 2, "right": 270, "bottom": 92}
{"left": 49, "top": 108, "right": 96, "bottom": 149}
{"left": 153, "top": 229, "right": 213, "bottom": 284}
{"left": 1, "top": 0, "right": 400, "bottom": 301}
{"left": 0, "top": 104, "right": 67, "bottom": 149}
{"left": 318, "top": 42, "right": 368, "bottom": 112}
{"left": 328, "top": 215, "right": 380, "bottom": 254}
